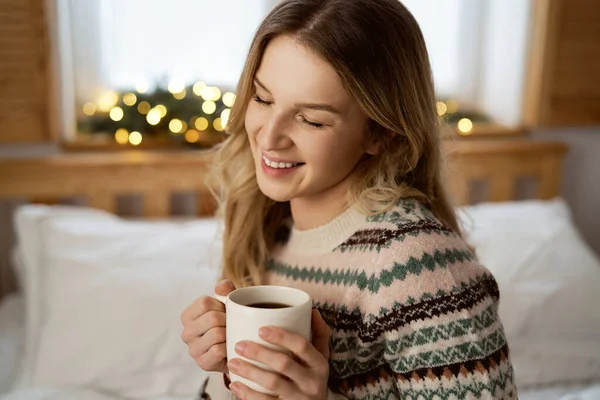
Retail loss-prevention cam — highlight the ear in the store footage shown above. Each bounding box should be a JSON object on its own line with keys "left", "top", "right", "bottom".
{"left": 364, "top": 129, "right": 395, "bottom": 156}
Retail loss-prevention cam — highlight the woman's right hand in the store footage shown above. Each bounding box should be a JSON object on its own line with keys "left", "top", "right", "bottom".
{"left": 181, "top": 279, "right": 236, "bottom": 374}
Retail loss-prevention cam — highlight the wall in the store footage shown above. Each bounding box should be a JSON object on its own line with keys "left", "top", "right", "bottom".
{"left": 533, "top": 126, "right": 600, "bottom": 255}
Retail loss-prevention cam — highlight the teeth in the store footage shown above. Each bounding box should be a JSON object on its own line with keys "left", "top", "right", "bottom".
{"left": 263, "top": 156, "right": 299, "bottom": 169}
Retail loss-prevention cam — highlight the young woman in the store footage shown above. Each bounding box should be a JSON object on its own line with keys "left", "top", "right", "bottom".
{"left": 181, "top": 0, "right": 517, "bottom": 399}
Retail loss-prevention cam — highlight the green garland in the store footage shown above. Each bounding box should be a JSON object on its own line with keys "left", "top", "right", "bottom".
{"left": 78, "top": 87, "right": 492, "bottom": 146}
{"left": 78, "top": 81, "right": 231, "bottom": 147}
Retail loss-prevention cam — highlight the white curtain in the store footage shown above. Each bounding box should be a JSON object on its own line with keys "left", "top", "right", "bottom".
{"left": 403, "top": 0, "right": 531, "bottom": 125}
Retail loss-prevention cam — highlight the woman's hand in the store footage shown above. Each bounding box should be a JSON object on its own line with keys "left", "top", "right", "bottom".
{"left": 181, "top": 280, "right": 236, "bottom": 374}
{"left": 227, "top": 309, "right": 332, "bottom": 400}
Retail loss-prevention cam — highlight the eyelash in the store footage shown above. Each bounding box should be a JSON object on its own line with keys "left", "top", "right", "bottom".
{"left": 252, "top": 94, "right": 325, "bottom": 129}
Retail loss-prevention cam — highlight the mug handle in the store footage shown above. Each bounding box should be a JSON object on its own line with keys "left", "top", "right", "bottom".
{"left": 212, "top": 293, "right": 228, "bottom": 305}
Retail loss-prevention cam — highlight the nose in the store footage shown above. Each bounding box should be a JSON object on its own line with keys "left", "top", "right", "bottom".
{"left": 257, "top": 112, "right": 293, "bottom": 150}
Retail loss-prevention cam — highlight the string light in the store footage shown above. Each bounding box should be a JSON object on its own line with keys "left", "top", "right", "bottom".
{"left": 202, "top": 101, "right": 216, "bottom": 114}
{"left": 436, "top": 101, "right": 447, "bottom": 116}
{"left": 221, "top": 108, "right": 231, "bottom": 128}
{"left": 222, "top": 92, "right": 236, "bottom": 107}
{"left": 83, "top": 102, "right": 97, "bottom": 116}
{"left": 155, "top": 104, "right": 167, "bottom": 117}
{"left": 97, "top": 91, "right": 119, "bottom": 112}
{"left": 193, "top": 81, "right": 206, "bottom": 96}
{"left": 137, "top": 101, "right": 151, "bottom": 114}
{"left": 457, "top": 118, "right": 473, "bottom": 134}
{"left": 123, "top": 93, "right": 137, "bottom": 106}
{"left": 109, "top": 106, "right": 124, "bottom": 121}
{"left": 129, "top": 131, "right": 142, "bottom": 146}
{"left": 185, "top": 129, "right": 200, "bottom": 143}
{"left": 169, "top": 118, "right": 184, "bottom": 133}
{"left": 201, "top": 86, "right": 221, "bottom": 101}
{"left": 173, "top": 89, "right": 186, "bottom": 100}
{"left": 213, "top": 117, "right": 224, "bottom": 132}
{"left": 146, "top": 108, "right": 162, "bottom": 125}
{"left": 168, "top": 79, "right": 185, "bottom": 94}
{"left": 195, "top": 117, "right": 209, "bottom": 131}
{"left": 136, "top": 80, "right": 149, "bottom": 94}
{"left": 115, "top": 128, "right": 129, "bottom": 144}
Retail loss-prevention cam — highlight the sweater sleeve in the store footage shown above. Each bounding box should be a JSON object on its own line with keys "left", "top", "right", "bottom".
{"left": 327, "top": 228, "right": 519, "bottom": 399}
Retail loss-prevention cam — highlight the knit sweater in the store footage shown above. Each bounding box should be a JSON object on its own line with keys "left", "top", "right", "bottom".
{"left": 205, "top": 198, "right": 517, "bottom": 399}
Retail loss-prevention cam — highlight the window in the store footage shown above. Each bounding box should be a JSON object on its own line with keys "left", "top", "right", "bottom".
{"left": 403, "top": 0, "right": 532, "bottom": 127}
{"left": 55, "top": 0, "right": 277, "bottom": 144}
{"left": 52, "top": 0, "right": 531, "bottom": 145}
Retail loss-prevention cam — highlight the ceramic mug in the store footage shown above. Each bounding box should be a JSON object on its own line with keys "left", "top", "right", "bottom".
{"left": 213, "top": 285, "right": 312, "bottom": 395}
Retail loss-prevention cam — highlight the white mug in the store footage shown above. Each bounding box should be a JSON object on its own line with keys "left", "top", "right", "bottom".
{"left": 213, "top": 285, "right": 312, "bottom": 395}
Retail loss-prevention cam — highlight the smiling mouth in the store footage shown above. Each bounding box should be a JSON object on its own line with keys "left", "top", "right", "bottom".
{"left": 262, "top": 155, "right": 305, "bottom": 169}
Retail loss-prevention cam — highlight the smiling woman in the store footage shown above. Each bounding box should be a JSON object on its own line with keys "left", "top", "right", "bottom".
{"left": 183, "top": 0, "right": 518, "bottom": 399}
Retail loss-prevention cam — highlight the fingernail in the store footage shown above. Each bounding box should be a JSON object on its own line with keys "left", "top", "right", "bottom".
{"left": 228, "top": 359, "right": 241, "bottom": 371}
{"left": 217, "top": 279, "right": 229, "bottom": 285}
{"left": 235, "top": 341, "right": 247, "bottom": 354}
{"left": 229, "top": 382, "right": 242, "bottom": 396}
{"left": 259, "top": 327, "right": 272, "bottom": 339}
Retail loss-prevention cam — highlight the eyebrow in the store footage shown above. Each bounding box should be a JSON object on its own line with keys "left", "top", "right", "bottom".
{"left": 253, "top": 77, "right": 341, "bottom": 115}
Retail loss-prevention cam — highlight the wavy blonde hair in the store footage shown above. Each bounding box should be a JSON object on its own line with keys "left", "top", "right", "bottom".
{"left": 208, "top": 0, "right": 461, "bottom": 288}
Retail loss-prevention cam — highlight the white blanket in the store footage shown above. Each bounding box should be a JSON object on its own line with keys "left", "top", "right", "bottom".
{"left": 0, "top": 388, "right": 194, "bottom": 400}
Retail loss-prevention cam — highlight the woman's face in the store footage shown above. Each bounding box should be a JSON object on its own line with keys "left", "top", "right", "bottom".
{"left": 245, "top": 35, "right": 379, "bottom": 206}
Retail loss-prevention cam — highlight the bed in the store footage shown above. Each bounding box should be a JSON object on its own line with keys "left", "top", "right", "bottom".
{"left": 0, "top": 139, "right": 599, "bottom": 400}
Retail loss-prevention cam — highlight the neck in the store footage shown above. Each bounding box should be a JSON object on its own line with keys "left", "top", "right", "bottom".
{"left": 290, "top": 177, "right": 352, "bottom": 231}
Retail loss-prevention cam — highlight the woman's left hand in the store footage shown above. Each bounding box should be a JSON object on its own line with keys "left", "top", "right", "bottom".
{"left": 227, "top": 309, "right": 331, "bottom": 400}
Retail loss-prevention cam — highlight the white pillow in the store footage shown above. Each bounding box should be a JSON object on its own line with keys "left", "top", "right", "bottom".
{"left": 459, "top": 198, "right": 600, "bottom": 388}
{"left": 12, "top": 205, "right": 222, "bottom": 398}
{"left": 13, "top": 205, "right": 118, "bottom": 388}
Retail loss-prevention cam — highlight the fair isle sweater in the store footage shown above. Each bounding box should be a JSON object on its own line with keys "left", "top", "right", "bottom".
{"left": 206, "top": 199, "right": 517, "bottom": 399}
{"left": 267, "top": 199, "right": 516, "bottom": 399}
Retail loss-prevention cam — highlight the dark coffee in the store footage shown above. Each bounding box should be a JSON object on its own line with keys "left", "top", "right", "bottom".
{"left": 247, "top": 302, "right": 291, "bottom": 309}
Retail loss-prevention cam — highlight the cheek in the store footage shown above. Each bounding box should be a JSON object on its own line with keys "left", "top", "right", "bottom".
{"left": 310, "top": 133, "right": 364, "bottom": 169}
{"left": 244, "top": 103, "right": 263, "bottom": 139}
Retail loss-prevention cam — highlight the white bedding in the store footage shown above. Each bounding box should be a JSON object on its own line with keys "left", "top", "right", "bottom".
{"left": 2, "top": 200, "right": 600, "bottom": 399}
{"left": 0, "top": 294, "right": 198, "bottom": 400}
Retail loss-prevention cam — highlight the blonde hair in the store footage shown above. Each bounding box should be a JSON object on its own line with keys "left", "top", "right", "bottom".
{"left": 208, "top": 0, "right": 461, "bottom": 288}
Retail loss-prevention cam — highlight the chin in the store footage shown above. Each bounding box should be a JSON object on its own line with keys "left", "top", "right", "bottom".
{"left": 255, "top": 176, "right": 294, "bottom": 202}
{"left": 257, "top": 183, "right": 293, "bottom": 202}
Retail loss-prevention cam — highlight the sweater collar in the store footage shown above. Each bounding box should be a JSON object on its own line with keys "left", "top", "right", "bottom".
{"left": 284, "top": 205, "right": 366, "bottom": 255}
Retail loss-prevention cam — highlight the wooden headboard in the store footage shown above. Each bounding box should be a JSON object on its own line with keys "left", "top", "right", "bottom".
{"left": 0, "top": 138, "right": 568, "bottom": 300}
{"left": 0, "top": 139, "right": 568, "bottom": 215}
{"left": 444, "top": 139, "right": 567, "bottom": 204}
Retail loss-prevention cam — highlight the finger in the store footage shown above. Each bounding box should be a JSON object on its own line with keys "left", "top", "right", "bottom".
{"left": 233, "top": 341, "right": 306, "bottom": 387}
{"left": 181, "top": 296, "right": 225, "bottom": 323}
{"left": 228, "top": 360, "right": 292, "bottom": 399}
{"left": 258, "top": 326, "right": 323, "bottom": 369}
{"left": 196, "top": 343, "right": 228, "bottom": 374}
{"left": 215, "top": 279, "right": 236, "bottom": 296}
{"left": 311, "top": 308, "right": 332, "bottom": 359}
{"left": 194, "top": 326, "right": 226, "bottom": 355}
{"left": 181, "top": 311, "right": 226, "bottom": 343}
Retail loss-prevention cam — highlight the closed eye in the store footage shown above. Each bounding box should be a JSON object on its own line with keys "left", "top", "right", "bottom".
{"left": 300, "top": 117, "right": 324, "bottom": 129}
{"left": 252, "top": 94, "right": 272, "bottom": 106}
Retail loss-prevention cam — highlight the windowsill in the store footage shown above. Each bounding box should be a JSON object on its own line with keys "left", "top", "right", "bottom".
{"left": 61, "top": 135, "right": 224, "bottom": 152}
{"left": 441, "top": 123, "right": 525, "bottom": 139}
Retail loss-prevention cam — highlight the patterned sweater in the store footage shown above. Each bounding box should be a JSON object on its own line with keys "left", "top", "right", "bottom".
{"left": 264, "top": 199, "right": 517, "bottom": 399}
{"left": 205, "top": 199, "right": 517, "bottom": 399}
